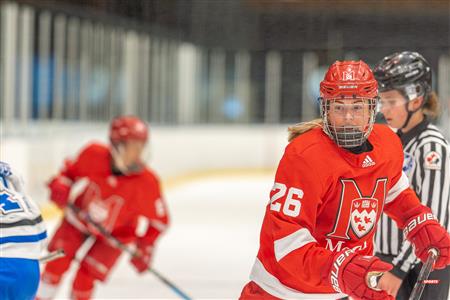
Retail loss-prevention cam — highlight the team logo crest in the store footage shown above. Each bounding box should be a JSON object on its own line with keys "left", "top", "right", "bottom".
{"left": 0, "top": 188, "right": 24, "bottom": 214}
{"left": 350, "top": 198, "right": 378, "bottom": 238}
{"left": 80, "top": 181, "right": 124, "bottom": 231}
{"left": 327, "top": 178, "right": 386, "bottom": 240}
{"left": 424, "top": 151, "right": 441, "bottom": 170}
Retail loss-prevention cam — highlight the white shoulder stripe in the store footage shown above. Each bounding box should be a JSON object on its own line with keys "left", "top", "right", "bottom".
{"left": 0, "top": 222, "right": 47, "bottom": 239}
{"left": 274, "top": 228, "right": 317, "bottom": 262}
{"left": 386, "top": 172, "right": 410, "bottom": 204}
{"left": 250, "top": 258, "right": 346, "bottom": 299}
{"left": 0, "top": 239, "right": 46, "bottom": 259}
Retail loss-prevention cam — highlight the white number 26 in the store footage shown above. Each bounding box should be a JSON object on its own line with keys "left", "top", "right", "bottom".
{"left": 269, "top": 182, "right": 303, "bottom": 217}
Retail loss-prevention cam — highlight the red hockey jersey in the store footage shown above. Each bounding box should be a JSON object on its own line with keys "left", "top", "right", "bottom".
{"left": 249, "top": 125, "right": 424, "bottom": 299}
{"left": 58, "top": 143, "right": 169, "bottom": 245}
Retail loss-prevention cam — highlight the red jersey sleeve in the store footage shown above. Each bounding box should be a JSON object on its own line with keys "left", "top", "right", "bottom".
{"left": 135, "top": 172, "right": 170, "bottom": 245}
{"left": 384, "top": 175, "right": 425, "bottom": 229}
{"left": 254, "top": 150, "right": 336, "bottom": 293}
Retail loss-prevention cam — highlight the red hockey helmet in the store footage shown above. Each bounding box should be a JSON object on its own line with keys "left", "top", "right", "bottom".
{"left": 320, "top": 60, "right": 378, "bottom": 99}
{"left": 109, "top": 116, "right": 148, "bottom": 145}
{"left": 319, "top": 61, "right": 379, "bottom": 148}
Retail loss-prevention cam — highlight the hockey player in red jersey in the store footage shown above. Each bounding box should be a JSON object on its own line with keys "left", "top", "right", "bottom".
{"left": 240, "top": 61, "right": 450, "bottom": 300}
{"left": 36, "top": 116, "right": 170, "bottom": 300}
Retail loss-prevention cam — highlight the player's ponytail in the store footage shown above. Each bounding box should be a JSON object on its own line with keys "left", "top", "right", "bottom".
{"left": 288, "top": 119, "right": 323, "bottom": 142}
{"left": 422, "top": 91, "right": 440, "bottom": 119}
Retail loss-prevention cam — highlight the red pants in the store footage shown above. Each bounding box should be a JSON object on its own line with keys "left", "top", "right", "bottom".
{"left": 240, "top": 281, "right": 281, "bottom": 299}
{"left": 39, "top": 219, "right": 122, "bottom": 300}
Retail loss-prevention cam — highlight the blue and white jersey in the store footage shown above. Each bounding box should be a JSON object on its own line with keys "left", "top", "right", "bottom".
{"left": 0, "top": 162, "right": 47, "bottom": 259}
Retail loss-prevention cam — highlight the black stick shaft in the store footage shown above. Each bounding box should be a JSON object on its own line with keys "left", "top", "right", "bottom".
{"left": 408, "top": 249, "right": 438, "bottom": 300}
{"left": 68, "top": 204, "right": 192, "bottom": 300}
{"left": 39, "top": 249, "right": 65, "bottom": 263}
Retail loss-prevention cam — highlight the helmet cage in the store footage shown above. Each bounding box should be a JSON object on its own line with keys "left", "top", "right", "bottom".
{"left": 320, "top": 96, "right": 379, "bottom": 148}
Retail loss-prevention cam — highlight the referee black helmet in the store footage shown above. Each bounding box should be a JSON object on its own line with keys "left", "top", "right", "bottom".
{"left": 374, "top": 51, "right": 432, "bottom": 103}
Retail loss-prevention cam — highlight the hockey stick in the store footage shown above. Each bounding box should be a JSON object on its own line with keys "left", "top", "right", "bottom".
{"left": 408, "top": 248, "right": 438, "bottom": 300}
{"left": 67, "top": 204, "right": 192, "bottom": 300}
{"left": 39, "top": 249, "right": 65, "bottom": 263}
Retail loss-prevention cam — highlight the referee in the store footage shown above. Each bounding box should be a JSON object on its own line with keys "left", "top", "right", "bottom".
{"left": 373, "top": 51, "right": 450, "bottom": 300}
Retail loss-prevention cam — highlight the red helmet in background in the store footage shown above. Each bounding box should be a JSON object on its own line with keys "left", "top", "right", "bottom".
{"left": 320, "top": 60, "right": 378, "bottom": 99}
{"left": 109, "top": 116, "right": 148, "bottom": 145}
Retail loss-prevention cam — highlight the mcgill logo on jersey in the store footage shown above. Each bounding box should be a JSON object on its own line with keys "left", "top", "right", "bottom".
{"left": 328, "top": 178, "right": 387, "bottom": 240}
{"left": 350, "top": 198, "right": 377, "bottom": 238}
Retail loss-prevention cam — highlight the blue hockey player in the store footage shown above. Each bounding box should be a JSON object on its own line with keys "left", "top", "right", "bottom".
{"left": 0, "top": 161, "right": 47, "bottom": 300}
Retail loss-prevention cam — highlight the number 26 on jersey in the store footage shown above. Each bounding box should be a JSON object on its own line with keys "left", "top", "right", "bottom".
{"left": 269, "top": 182, "right": 303, "bottom": 217}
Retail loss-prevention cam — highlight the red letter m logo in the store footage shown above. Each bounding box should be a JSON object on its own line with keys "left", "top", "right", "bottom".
{"left": 327, "top": 178, "right": 387, "bottom": 240}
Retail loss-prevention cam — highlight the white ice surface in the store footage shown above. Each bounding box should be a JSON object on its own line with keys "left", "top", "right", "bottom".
{"left": 46, "top": 175, "right": 272, "bottom": 300}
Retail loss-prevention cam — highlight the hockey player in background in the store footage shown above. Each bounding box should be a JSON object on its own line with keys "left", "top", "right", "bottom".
{"left": 373, "top": 51, "right": 450, "bottom": 299}
{"left": 0, "top": 161, "right": 47, "bottom": 300}
{"left": 36, "top": 116, "right": 170, "bottom": 300}
{"left": 239, "top": 61, "right": 450, "bottom": 300}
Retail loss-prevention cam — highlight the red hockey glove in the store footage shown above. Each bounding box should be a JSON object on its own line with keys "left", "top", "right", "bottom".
{"left": 329, "top": 249, "right": 394, "bottom": 300}
{"left": 48, "top": 176, "right": 72, "bottom": 208}
{"left": 404, "top": 212, "right": 450, "bottom": 269}
{"left": 130, "top": 238, "right": 154, "bottom": 274}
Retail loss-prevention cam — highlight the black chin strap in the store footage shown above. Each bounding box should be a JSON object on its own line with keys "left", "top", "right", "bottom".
{"left": 400, "top": 107, "right": 415, "bottom": 131}
{"left": 400, "top": 91, "right": 428, "bottom": 131}
{"left": 400, "top": 97, "right": 426, "bottom": 131}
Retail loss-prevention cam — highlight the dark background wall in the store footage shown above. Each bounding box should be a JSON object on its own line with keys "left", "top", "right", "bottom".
{"left": 8, "top": 0, "right": 450, "bottom": 123}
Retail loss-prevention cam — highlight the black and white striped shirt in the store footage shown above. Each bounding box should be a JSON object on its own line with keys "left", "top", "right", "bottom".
{"left": 375, "top": 118, "right": 450, "bottom": 278}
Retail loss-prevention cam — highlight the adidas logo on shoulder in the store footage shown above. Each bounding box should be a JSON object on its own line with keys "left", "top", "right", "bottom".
{"left": 362, "top": 155, "right": 376, "bottom": 168}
